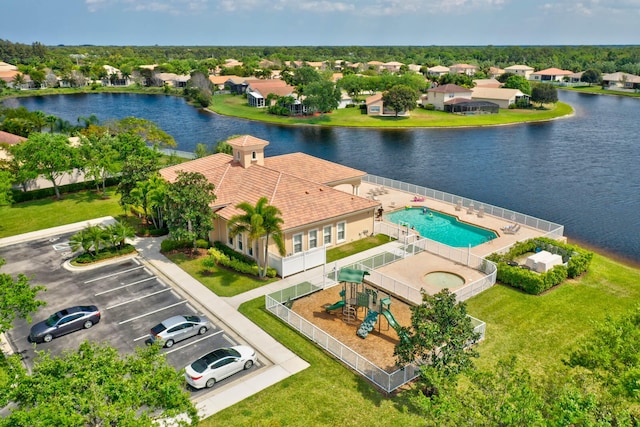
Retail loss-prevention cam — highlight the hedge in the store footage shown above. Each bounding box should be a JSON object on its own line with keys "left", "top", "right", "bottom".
{"left": 204, "top": 246, "right": 277, "bottom": 278}
{"left": 11, "top": 177, "right": 121, "bottom": 203}
{"left": 160, "top": 238, "right": 210, "bottom": 252}
{"left": 487, "top": 237, "right": 592, "bottom": 295}
{"left": 72, "top": 244, "right": 137, "bottom": 265}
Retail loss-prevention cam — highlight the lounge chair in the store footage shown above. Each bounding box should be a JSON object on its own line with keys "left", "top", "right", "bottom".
{"left": 503, "top": 224, "right": 520, "bottom": 234}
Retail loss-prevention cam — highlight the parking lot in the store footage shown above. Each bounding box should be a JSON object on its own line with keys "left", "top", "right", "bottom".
{"left": 1, "top": 231, "right": 262, "bottom": 395}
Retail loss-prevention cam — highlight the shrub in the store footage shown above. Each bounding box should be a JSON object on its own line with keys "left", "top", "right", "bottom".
{"left": 204, "top": 245, "right": 277, "bottom": 278}
{"left": 160, "top": 239, "right": 192, "bottom": 252}
{"left": 73, "top": 244, "right": 136, "bottom": 265}
{"left": 487, "top": 237, "right": 592, "bottom": 294}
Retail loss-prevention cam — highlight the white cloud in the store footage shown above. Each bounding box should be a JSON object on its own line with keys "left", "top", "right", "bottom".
{"left": 540, "top": 0, "right": 640, "bottom": 15}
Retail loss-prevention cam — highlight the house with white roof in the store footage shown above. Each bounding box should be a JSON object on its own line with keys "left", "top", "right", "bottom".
{"left": 427, "top": 65, "right": 450, "bottom": 77}
{"left": 159, "top": 135, "right": 379, "bottom": 276}
{"left": 449, "top": 64, "right": 477, "bottom": 76}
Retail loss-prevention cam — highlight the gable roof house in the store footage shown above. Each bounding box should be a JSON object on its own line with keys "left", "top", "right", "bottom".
{"left": 381, "top": 62, "right": 404, "bottom": 73}
{"left": 0, "top": 130, "right": 27, "bottom": 161}
{"left": 471, "top": 87, "right": 529, "bottom": 109}
{"left": 449, "top": 64, "right": 477, "bottom": 76}
{"left": 158, "top": 135, "right": 379, "bottom": 277}
{"left": 426, "top": 65, "right": 450, "bottom": 77}
{"left": 601, "top": 72, "right": 640, "bottom": 91}
{"left": 421, "top": 84, "right": 472, "bottom": 111}
{"left": 101, "top": 65, "right": 132, "bottom": 87}
{"left": 245, "top": 79, "right": 298, "bottom": 109}
{"left": 153, "top": 72, "right": 190, "bottom": 88}
{"left": 529, "top": 68, "right": 574, "bottom": 82}
{"left": 504, "top": 65, "right": 535, "bottom": 79}
{"left": 365, "top": 93, "right": 410, "bottom": 117}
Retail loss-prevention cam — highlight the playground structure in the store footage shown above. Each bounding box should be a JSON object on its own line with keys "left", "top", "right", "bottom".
{"left": 324, "top": 268, "right": 409, "bottom": 342}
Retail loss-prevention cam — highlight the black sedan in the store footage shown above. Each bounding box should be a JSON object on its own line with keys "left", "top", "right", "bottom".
{"left": 29, "top": 305, "right": 101, "bottom": 343}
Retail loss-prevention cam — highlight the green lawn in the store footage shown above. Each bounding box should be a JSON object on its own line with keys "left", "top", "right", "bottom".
{"left": 325, "top": 234, "right": 393, "bottom": 263}
{"left": 0, "top": 188, "right": 123, "bottom": 238}
{"left": 561, "top": 86, "right": 640, "bottom": 98}
{"left": 163, "top": 252, "right": 278, "bottom": 297}
{"left": 210, "top": 94, "right": 573, "bottom": 128}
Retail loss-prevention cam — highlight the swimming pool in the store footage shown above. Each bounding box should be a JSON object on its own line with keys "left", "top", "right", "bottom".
{"left": 385, "top": 207, "right": 497, "bottom": 247}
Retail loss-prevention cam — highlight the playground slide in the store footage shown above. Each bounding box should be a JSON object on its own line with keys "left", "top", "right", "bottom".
{"left": 382, "top": 309, "right": 410, "bottom": 343}
{"left": 357, "top": 310, "right": 379, "bottom": 339}
{"left": 325, "top": 300, "right": 346, "bottom": 313}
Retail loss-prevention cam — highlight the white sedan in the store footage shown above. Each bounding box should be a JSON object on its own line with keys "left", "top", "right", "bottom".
{"left": 184, "top": 345, "right": 257, "bottom": 389}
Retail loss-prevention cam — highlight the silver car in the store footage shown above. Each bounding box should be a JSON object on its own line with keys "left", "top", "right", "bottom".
{"left": 149, "top": 314, "right": 209, "bottom": 348}
{"left": 29, "top": 305, "right": 101, "bottom": 343}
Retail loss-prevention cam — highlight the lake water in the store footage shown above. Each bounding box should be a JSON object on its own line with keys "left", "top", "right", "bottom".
{"left": 5, "top": 91, "right": 640, "bottom": 264}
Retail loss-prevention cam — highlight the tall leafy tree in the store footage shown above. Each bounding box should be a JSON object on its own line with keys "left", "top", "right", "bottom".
{"left": 165, "top": 171, "right": 216, "bottom": 251}
{"left": 0, "top": 169, "right": 13, "bottom": 206}
{"left": 531, "top": 83, "right": 558, "bottom": 105}
{"left": 0, "top": 258, "right": 46, "bottom": 334}
{"left": 1, "top": 341, "right": 198, "bottom": 426}
{"left": 228, "top": 196, "right": 285, "bottom": 278}
{"left": 106, "top": 116, "right": 176, "bottom": 149}
{"left": 78, "top": 131, "right": 120, "bottom": 196}
{"left": 581, "top": 69, "right": 601, "bottom": 86}
{"left": 503, "top": 75, "right": 532, "bottom": 95}
{"left": 11, "top": 132, "right": 78, "bottom": 199}
{"left": 382, "top": 84, "right": 418, "bottom": 117}
{"left": 395, "top": 289, "right": 479, "bottom": 378}
{"left": 302, "top": 80, "right": 342, "bottom": 114}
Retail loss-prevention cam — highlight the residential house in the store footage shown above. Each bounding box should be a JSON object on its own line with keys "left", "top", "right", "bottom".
{"left": 473, "top": 78, "right": 502, "bottom": 88}
{"left": 529, "top": 68, "right": 574, "bottom": 82}
{"left": 488, "top": 67, "right": 505, "bottom": 79}
{"left": 381, "top": 62, "right": 404, "bottom": 73}
{"left": 421, "top": 84, "right": 472, "bottom": 111}
{"left": 0, "top": 61, "right": 30, "bottom": 89}
{"left": 449, "top": 64, "right": 477, "bottom": 76}
{"left": 245, "top": 79, "right": 297, "bottom": 108}
{"left": 365, "top": 93, "right": 409, "bottom": 117}
{"left": 101, "top": 65, "right": 131, "bottom": 86}
{"left": 601, "top": 72, "right": 640, "bottom": 90}
{"left": 158, "top": 135, "right": 379, "bottom": 276}
{"left": 0, "top": 130, "right": 27, "bottom": 161}
{"left": 367, "top": 61, "right": 384, "bottom": 72}
{"left": 504, "top": 64, "right": 535, "bottom": 79}
{"left": 225, "top": 77, "right": 250, "bottom": 95}
{"left": 407, "top": 64, "right": 422, "bottom": 74}
{"left": 567, "top": 72, "right": 584, "bottom": 84}
{"left": 153, "top": 72, "right": 190, "bottom": 88}
{"left": 426, "top": 65, "right": 450, "bottom": 77}
{"left": 209, "top": 75, "right": 240, "bottom": 91}
{"left": 471, "top": 87, "right": 529, "bottom": 109}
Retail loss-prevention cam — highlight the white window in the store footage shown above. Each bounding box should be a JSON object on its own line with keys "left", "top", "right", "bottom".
{"left": 323, "top": 225, "right": 332, "bottom": 246}
{"left": 293, "top": 233, "right": 303, "bottom": 254}
{"left": 309, "top": 229, "right": 318, "bottom": 249}
{"left": 252, "top": 151, "right": 257, "bottom": 160}
{"left": 337, "top": 222, "right": 346, "bottom": 242}
{"left": 237, "top": 234, "right": 243, "bottom": 251}
{"left": 235, "top": 150, "right": 240, "bottom": 160}
{"left": 227, "top": 227, "right": 233, "bottom": 246}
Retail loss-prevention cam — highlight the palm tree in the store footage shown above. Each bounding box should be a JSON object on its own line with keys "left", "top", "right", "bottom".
{"left": 106, "top": 220, "right": 136, "bottom": 249}
{"left": 69, "top": 229, "right": 92, "bottom": 254}
{"left": 229, "top": 197, "right": 285, "bottom": 278}
{"left": 85, "top": 225, "right": 107, "bottom": 255}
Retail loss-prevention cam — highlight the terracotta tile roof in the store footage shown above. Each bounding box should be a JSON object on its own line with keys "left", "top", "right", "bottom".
{"left": 246, "top": 80, "right": 295, "bottom": 97}
{"left": 264, "top": 152, "right": 367, "bottom": 185}
{"left": 0, "top": 130, "right": 27, "bottom": 145}
{"left": 209, "top": 75, "right": 239, "bottom": 85}
{"left": 531, "top": 68, "right": 573, "bottom": 76}
{"left": 428, "top": 84, "right": 472, "bottom": 93}
{"left": 365, "top": 93, "right": 383, "bottom": 105}
{"left": 471, "top": 87, "right": 524, "bottom": 100}
{"left": 159, "top": 151, "right": 376, "bottom": 231}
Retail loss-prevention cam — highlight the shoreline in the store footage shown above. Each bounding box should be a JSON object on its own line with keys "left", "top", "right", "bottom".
{"left": 566, "top": 235, "right": 640, "bottom": 269}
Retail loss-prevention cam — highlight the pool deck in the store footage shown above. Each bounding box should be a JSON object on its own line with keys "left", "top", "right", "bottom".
{"left": 349, "top": 182, "right": 554, "bottom": 258}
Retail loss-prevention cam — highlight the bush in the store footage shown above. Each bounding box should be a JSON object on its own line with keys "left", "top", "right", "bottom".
{"left": 423, "top": 104, "right": 435, "bottom": 110}
{"left": 204, "top": 245, "right": 277, "bottom": 278}
{"left": 11, "top": 177, "right": 120, "bottom": 203}
{"left": 487, "top": 237, "right": 592, "bottom": 294}
{"left": 73, "top": 244, "right": 136, "bottom": 265}
{"left": 160, "top": 239, "right": 192, "bottom": 252}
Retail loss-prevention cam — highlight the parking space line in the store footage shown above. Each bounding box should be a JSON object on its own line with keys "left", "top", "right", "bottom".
{"left": 165, "top": 330, "right": 224, "bottom": 355}
{"left": 118, "top": 301, "right": 187, "bottom": 324}
{"left": 134, "top": 334, "right": 151, "bottom": 342}
{"left": 84, "top": 265, "right": 146, "bottom": 284}
{"left": 95, "top": 276, "right": 157, "bottom": 296}
{"left": 105, "top": 288, "right": 171, "bottom": 309}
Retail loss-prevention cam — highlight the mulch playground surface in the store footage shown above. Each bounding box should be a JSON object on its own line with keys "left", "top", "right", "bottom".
{"left": 291, "top": 284, "right": 413, "bottom": 372}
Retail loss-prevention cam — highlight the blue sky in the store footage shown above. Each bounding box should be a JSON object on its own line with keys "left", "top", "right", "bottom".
{"left": 3, "top": 0, "right": 639, "bottom": 46}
